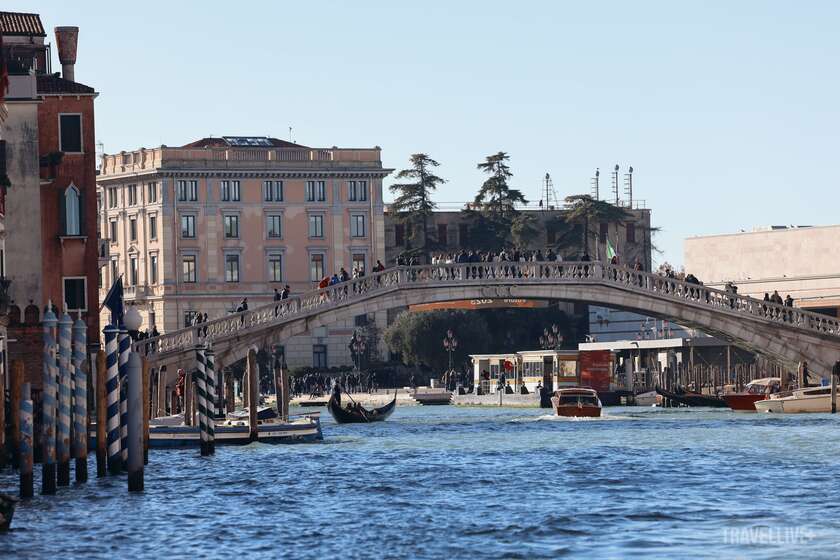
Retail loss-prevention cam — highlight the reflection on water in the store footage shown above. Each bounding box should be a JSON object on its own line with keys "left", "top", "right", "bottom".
{"left": 2, "top": 405, "right": 840, "bottom": 559}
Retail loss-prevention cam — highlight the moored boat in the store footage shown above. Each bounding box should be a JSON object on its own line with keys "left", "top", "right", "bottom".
{"left": 722, "top": 377, "right": 780, "bottom": 412}
{"left": 550, "top": 387, "right": 602, "bottom": 417}
{"left": 655, "top": 386, "right": 728, "bottom": 408}
{"left": 755, "top": 385, "right": 836, "bottom": 414}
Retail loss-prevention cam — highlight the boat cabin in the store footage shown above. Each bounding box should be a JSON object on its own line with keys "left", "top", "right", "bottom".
{"left": 469, "top": 350, "right": 580, "bottom": 395}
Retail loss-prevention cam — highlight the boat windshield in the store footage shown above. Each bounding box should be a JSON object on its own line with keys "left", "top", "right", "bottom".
{"left": 558, "top": 395, "right": 599, "bottom": 406}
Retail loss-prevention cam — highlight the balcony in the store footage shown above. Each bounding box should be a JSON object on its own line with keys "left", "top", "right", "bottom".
{"left": 124, "top": 285, "right": 148, "bottom": 301}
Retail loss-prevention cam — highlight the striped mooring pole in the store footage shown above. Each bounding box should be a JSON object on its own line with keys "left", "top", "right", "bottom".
{"left": 56, "top": 311, "right": 73, "bottom": 486}
{"left": 195, "top": 344, "right": 210, "bottom": 456}
{"left": 20, "top": 383, "right": 34, "bottom": 498}
{"left": 42, "top": 305, "right": 58, "bottom": 495}
{"left": 104, "top": 324, "right": 122, "bottom": 475}
{"left": 119, "top": 326, "right": 130, "bottom": 469}
{"left": 126, "top": 353, "right": 144, "bottom": 491}
{"left": 205, "top": 346, "right": 216, "bottom": 454}
{"left": 72, "top": 316, "right": 89, "bottom": 483}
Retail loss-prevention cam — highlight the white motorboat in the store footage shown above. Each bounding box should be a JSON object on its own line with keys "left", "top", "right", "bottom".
{"left": 754, "top": 385, "right": 836, "bottom": 414}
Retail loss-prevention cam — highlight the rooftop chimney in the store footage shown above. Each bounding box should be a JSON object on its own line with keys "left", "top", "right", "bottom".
{"left": 54, "top": 26, "right": 79, "bottom": 82}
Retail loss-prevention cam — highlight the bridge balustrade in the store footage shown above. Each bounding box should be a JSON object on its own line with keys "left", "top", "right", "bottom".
{"left": 135, "top": 261, "right": 840, "bottom": 361}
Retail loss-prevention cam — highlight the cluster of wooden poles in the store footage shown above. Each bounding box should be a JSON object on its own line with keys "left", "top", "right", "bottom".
{"left": 0, "top": 307, "right": 154, "bottom": 499}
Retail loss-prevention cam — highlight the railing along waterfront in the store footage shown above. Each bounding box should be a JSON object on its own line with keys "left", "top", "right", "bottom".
{"left": 134, "top": 262, "right": 840, "bottom": 360}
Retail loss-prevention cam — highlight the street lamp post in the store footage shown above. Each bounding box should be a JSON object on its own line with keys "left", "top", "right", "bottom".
{"left": 538, "top": 323, "right": 563, "bottom": 351}
{"left": 442, "top": 329, "right": 458, "bottom": 390}
{"left": 349, "top": 329, "right": 367, "bottom": 374}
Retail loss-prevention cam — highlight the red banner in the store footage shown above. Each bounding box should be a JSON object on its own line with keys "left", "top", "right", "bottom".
{"left": 579, "top": 350, "right": 612, "bottom": 392}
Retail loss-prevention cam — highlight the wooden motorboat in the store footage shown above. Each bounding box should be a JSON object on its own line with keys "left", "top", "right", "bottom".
{"left": 723, "top": 377, "right": 781, "bottom": 412}
{"left": 755, "top": 385, "right": 835, "bottom": 414}
{"left": 90, "top": 412, "right": 323, "bottom": 448}
{"left": 655, "top": 386, "right": 728, "bottom": 408}
{"left": 327, "top": 389, "right": 397, "bottom": 424}
{"left": 550, "top": 387, "right": 602, "bottom": 417}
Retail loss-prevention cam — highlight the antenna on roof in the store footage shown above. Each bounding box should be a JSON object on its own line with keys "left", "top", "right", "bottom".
{"left": 590, "top": 168, "right": 600, "bottom": 200}
{"left": 542, "top": 173, "right": 559, "bottom": 210}
{"left": 611, "top": 164, "right": 620, "bottom": 206}
{"left": 623, "top": 165, "right": 633, "bottom": 208}
{"left": 289, "top": 126, "right": 293, "bottom": 143}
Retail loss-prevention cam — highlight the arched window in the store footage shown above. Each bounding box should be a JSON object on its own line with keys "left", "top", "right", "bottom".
{"left": 65, "top": 184, "right": 81, "bottom": 235}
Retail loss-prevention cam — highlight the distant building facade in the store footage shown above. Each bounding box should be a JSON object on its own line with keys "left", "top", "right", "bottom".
{"left": 2, "top": 13, "right": 99, "bottom": 385}
{"left": 97, "top": 137, "right": 391, "bottom": 367}
{"left": 685, "top": 225, "right": 840, "bottom": 317}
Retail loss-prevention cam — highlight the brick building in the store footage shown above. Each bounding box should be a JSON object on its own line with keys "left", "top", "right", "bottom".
{"left": 1, "top": 12, "right": 99, "bottom": 385}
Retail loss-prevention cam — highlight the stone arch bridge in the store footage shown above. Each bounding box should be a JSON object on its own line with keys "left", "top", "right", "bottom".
{"left": 135, "top": 262, "right": 840, "bottom": 379}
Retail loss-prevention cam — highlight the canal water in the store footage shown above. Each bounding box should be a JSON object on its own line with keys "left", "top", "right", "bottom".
{"left": 2, "top": 406, "right": 840, "bottom": 559}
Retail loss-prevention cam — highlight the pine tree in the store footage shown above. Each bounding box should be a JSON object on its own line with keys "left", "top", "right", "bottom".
{"left": 474, "top": 152, "right": 527, "bottom": 218}
{"left": 389, "top": 154, "right": 445, "bottom": 261}
{"left": 564, "top": 194, "right": 632, "bottom": 258}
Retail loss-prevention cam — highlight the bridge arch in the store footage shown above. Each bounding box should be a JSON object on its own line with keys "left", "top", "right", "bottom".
{"left": 137, "top": 262, "right": 840, "bottom": 379}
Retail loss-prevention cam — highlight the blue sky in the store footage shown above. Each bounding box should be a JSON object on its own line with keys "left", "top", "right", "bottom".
{"left": 11, "top": 1, "right": 840, "bottom": 267}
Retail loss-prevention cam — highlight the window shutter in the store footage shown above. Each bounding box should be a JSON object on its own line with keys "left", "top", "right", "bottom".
{"left": 78, "top": 192, "right": 85, "bottom": 235}
{"left": 59, "top": 190, "right": 67, "bottom": 235}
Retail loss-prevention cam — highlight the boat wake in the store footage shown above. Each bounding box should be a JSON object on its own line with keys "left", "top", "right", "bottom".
{"left": 513, "top": 413, "right": 635, "bottom": 422}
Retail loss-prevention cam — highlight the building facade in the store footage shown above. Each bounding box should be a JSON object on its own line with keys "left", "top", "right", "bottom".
{"left": 685, "top": 225, "right": 840, "bottom": 317}
{"left": 1, "top": 13, "right": 99, "bottom": 385}
{"left": 97, "top": 137, "right": 391, "bottom": 367}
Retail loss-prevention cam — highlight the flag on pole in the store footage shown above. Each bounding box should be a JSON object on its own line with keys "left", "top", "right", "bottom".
{"left": 606, "top": 238, "right": 617, "bottom": 261}
{"left": 102, "top": 276, "right": 125, "bottom": 326}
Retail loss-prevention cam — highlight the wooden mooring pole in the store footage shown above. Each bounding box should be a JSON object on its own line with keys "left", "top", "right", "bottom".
{"left": 19, "top": 383, "right": 34, "bottom": 499}
{"left": 126, "top": 353, "right": 144, "bottom": 491}
{"left": 9, "top": 360, "right": 23, "bottom": 469}
{"left": 247, "top": 348, "right": 259, "bottom": 442}
{"left": 96, "top": 350, "right": 107, "bottom": 477}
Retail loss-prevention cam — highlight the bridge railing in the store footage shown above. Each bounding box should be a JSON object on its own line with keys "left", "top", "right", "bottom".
{"left": 134, "top": 261, "right": 840, "bottom": 361}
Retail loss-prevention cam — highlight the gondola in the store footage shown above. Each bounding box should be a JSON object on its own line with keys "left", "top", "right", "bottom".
{"left": 327, "top": 388, "right": 397, "bottom": 424}
{"left": 655, "top": 386, "right": 728, "bottom": 408}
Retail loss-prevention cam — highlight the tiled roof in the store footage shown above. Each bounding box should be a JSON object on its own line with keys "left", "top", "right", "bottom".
{"left": 36, "top": 74, "right": 96, "bottom": 95}
{"left": 0, "top": 12, "right": 46, "bottom": 37}
{"left": 182, "top": 137, "right": 308, "bottom": 149}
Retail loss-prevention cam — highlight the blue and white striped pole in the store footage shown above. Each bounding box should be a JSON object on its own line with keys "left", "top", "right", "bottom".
{"left": 72, "top": 316, "right": 88, "bottom": 483}
{"left": 119, "top": 326, "right": 130, "bottom": 469}
{"left": 195, "top": 344, "right": 209, "bottom": 456}
{"left": 57, "top": 310, "right": 73, "bottom": 486}
{"left": 20, "top": 383, "right": 34, "bottom": 498}
{"left": 104, "top": 324, "right": 121, "bottom": 474}
{"left": 205, "top": 346, "right": 216, "bottom": 454}
{"left": 42, "top": 305, "right": 58, "bottom": 494}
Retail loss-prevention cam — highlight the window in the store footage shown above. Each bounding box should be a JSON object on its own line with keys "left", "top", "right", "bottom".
{"left": 309, "top": 215, "right": 324, "bottom": 238}
{"left": 129, "top": 256, "right": 138, "bottom": 285}
{"left": 129, "top": 217, "right": 137, "bottom": 242}
{"left": 348, "top": 180, "right": 368, "bottom": 202}
{"left": 268, "top": 253, "right": 283, "bottom": 282}
{"left": 127, "top": 184, "right": 137, "bottom": 206}
{"left": 310, "top": 254, "right": 325, "bottom": 281}
{"left": 149, "top": 215, "right": 157, "bottom": 240}
{"left": 149, "top": 254, "right": 158, "bottom": 284}
{"left": 64, "top": 185, "right": 81, "bottom": 236}
{"left": 63, "top": 277, "right": 87, "bottom": 312}
{"left": 626, "top": 223, "right": 636, "bottom": 243}
{"left": 305, "top": 180, "right": 326, "bottom": 202}
{"left": 177, "top": 180, "right": 198, "bottom": 202}
{"left": 224, "top": 215, "right": 239, "bottom": 238}
{"left": 110, "top": 259, "right": 118, "bottom": 282}
{"left": 267, "top": 215, "right": 282, "bottom": 238}
{"left": 458, "top": 224, "right": 468, "bottom": 246}
{"left": 109, "top": 220, "right": 118, "bottom": 244}
{"left": 182, "top": 255, "right": 197, "bottom": 283}
{"left": 225, "top": 254, "right": 240, "bottom": 283}
{"left": 149, "top": 312, "right": 156, "bottom": 328}
{"left": 108, "top": 187, "right": 118, "bottom": 209}
{"left": 437, "top": 224, "right": 448, "bottom": 245}
{"left": 395, "top": 224, "right": 405, "bottom": 247}
{"left": 599, "top": 222, "right": 609, "bottom": 243}
{"left": 351, "top": 214, "right": 366, "bottom": 238}
{"left": 264, "top": 180, "right": 283, "bottom": 202}
{"left": 354, "top": 314, "right": 369, "bottom": 327}
{"left": 313, "top": 344, "right": 328, "bottom": 369}
{"left": 221, "top": 180, "right": 240, "bottom": 202}
{"left": 59, "top": 114, "right": 82, "bottom": 153}
{"left": 147, "top": 182, "right": 157, "bottom": 203}
{"left": 352, "top": 254, "right": 366, "bottom": 274}
{"left": 181, "top": 215, "right": 196, "bottom": 238}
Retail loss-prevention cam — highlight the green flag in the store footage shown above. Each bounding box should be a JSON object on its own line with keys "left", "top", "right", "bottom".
{"left": 606, "top": 238, "right": 616, "bottom": 260}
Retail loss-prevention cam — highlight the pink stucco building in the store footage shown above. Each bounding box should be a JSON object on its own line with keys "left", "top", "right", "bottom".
{"left": 97, "top": 136, "right": 391, "bottom": 367}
